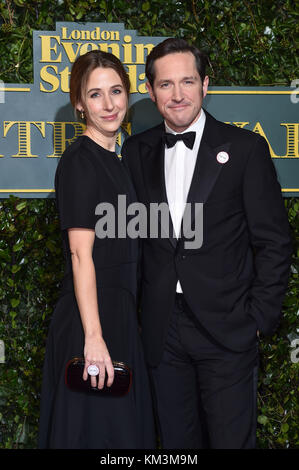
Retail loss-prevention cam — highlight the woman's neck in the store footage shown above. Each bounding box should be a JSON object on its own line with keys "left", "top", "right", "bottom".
{"left": 83, "top": 127, "right": 117, "bottom": 152}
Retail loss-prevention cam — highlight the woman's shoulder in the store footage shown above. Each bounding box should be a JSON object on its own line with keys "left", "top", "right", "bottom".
{"left": 57, "top": 136, "right": 96, "bottom": 173}
{"left": 61, "top": 135, "right": 92, "bottom": 160}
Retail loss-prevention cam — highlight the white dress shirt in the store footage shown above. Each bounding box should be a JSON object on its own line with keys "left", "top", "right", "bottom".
{"left": 164, "top": 109, "right": 206, "bottom": 293}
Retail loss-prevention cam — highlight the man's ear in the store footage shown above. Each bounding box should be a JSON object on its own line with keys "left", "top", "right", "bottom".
{"left": 202, "top": 76, "right": 209, "bottom": 99}
{"left": 146, "top": 82, "right": 156, "bottom": 103}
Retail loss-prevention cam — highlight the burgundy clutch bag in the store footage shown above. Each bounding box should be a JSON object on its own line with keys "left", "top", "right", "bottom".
{"left": 65, "top": 357, "right": 132, "bottom": 397}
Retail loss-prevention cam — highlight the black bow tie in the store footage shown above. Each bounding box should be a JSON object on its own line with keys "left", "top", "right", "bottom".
{"left": 163, "top": 131, "right": 196, "bottom": 150}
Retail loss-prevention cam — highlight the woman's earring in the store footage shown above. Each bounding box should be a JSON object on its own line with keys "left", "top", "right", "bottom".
{"left": 80, "top": 109, "right": 85, "bottom": 119}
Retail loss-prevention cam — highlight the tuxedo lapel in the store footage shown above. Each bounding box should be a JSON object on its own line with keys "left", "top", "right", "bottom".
{"left": 180, "top": 112, "right": 231, "bottom": 245}
{"left": 186, "top": 140, "right": 231, "bottom": 206}
{"left": 141, "top": 140, "right": 166, "bottom": 205}
{"left": 140, "top": 137, "right": 177, "bottom": 249}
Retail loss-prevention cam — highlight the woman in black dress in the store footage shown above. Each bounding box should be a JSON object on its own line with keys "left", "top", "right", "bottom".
{"left": 38, "top": 50, "right": 155, "bottom": 449}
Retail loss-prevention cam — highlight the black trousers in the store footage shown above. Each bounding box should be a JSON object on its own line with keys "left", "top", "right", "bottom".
{"left": 149, "top": 294, "right": 259, "bottom": 449}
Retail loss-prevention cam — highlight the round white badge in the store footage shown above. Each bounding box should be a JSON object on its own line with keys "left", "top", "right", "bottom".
{"left": 87, "top": 364, "right": 100, "bottom": 376}
{"left": 216, "top": 151, "right": 229, "bottom": 164}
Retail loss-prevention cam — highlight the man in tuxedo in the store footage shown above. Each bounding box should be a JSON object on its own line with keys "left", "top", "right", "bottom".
{"left": 122, "top": 38, "right": 292, "bottom": 449}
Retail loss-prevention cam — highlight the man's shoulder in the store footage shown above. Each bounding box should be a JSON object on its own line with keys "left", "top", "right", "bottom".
{"left": 206, "top": 111, "right": 262, "bottom": 145}
{"left": 123, "top": 122, "right": 164, "bottom": 149}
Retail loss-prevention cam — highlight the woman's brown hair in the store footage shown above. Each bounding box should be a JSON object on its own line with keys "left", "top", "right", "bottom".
{"left": 70, "top": 49, "right": 131, "bottom": 120}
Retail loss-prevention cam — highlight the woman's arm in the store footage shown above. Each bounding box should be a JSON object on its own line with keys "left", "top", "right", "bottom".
{"left": 68, "top": 228, "right": 114, "bottom": 389}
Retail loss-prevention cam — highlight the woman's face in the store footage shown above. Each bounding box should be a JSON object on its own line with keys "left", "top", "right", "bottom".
{"left": 79, "top": 66, "right": 128, "bottom": 137}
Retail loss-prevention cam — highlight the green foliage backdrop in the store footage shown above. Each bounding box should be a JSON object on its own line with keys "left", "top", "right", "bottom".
{"left": 0, "top": 0, "right": 298, "bottom": 448}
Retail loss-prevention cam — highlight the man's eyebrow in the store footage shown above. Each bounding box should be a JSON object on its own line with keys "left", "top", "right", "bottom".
{"left": 181, "top": 75, "right": 198, "bottom": 80}
{"left": 156, "top": 76, "right": 198, "bottom": 84}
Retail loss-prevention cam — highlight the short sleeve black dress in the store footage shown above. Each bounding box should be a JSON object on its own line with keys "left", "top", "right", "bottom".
{"left": 38, "top": 136, "right": 155, "bottom": 449}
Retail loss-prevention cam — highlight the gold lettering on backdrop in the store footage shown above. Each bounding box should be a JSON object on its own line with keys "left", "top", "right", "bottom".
{"left": 79, "top": 42, "right": 98, "bottom": 55}
{"left": 1, "top": 120, "right": 295, "bottom": 159}
{"left": 123, "top": 35, "right": 133, "bottom": 63}
{"left": 123, "top": 122, "right": 132, "bottom": 136}
{"left": 40, "top": 65, "right": 60, "bottom": 92}
{"left": 137, "top": 72, "right": 147, "bottom": 93}
{"left": 116, "top": 133, "right": 122, "bottom": 147}
{"left": 98, "top": 42, "right": 120, "bottom": 57}
{"left": 0, "top": 121, "right": 131, "bottom": 158}
{"left": 232, "top": 122, "right": 249, "bottom": 128}
{"left": 39, "top": 28, "right": 155, "bottom": 93}
{"left": 59, "top": 66, "right": 71, "bottom": 93}
{"left": 280, "top": 123, "right": 298, "bottom": 158}
{"left": 47, "top": 122, "right": 85, "bottom": 157}
{"left": 61, "top": 26, "right": 120, "bottom": 42}
{"left": 225, "top": 122, "right": 249, "bottom": 128}
{"left": 225, "top": 122, "right": 298, "bottom": 158}
{"left": 4, "top": 121, "right": 45, "bottom": 157}
{"left": 252, "top": 122, "right": 278, "bottom": 157}
{"left": 59, "top": 42, "right": 121, "bottom": 62}
{"left": 39, "top": 62, "right": 148, "bottom": 94}
{"left": 40, "top": 35, "right": 62, "bottom": 62}
{"left": 116, "top": 123, "right": 132, "bottom": 147}
{"left": 126, "top": 65, "right": 137, "bottom": 93}
{"left": 109, "top": 31, "right": 120, "bottom": 41}
{"left": 135, "top": 44, "right": 154, "bottom": 64}
{"left": 61, "top": 42, "right": 82, "bottom": 62}
{"left": 253, "top": 122, "right": 299, "bottom": 158}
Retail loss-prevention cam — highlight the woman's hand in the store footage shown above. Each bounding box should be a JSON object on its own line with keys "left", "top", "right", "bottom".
{"left": 83, "top": 333, "right": 115, "bottom": 389}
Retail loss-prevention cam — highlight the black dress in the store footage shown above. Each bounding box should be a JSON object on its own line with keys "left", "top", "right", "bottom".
{"left": 38, "top": 136, "right": 155, "bottom": 449}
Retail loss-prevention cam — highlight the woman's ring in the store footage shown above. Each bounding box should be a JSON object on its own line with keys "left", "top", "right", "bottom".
{"left": 87, "top": 364, "right": 100, "bottom": 376}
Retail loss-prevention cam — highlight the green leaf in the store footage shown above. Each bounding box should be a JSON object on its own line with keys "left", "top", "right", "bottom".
{"left": 16, "top": 202, "right": 27, "bottom": 211}
{"left": 258, "top": 415, "right": 268, "bottom": 425}
{"left": 10, "top": 299, "right": 20, "bottom": 308}
{"left": 11, "top": 265, "right": 21, "bottom": 274}
{"left": 13, "top": 240, "right": 24, "bottom": 252}
{"left": 142, "top": 2, "right": 150, "bottom": 12}
{"left": 7, "top": 278, "right": 14, "bottom": 287}
{"left": 281, "top": 423, "right": 289, "bottom": 433}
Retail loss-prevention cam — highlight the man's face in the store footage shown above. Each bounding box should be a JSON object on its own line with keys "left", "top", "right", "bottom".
{"left": 146, "top": 52, "right": 209, "bottom": 133}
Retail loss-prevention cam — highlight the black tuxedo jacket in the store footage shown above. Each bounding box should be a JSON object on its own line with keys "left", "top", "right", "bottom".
{"left": 122, "top": 111, "right": 292, "bottom": 367}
